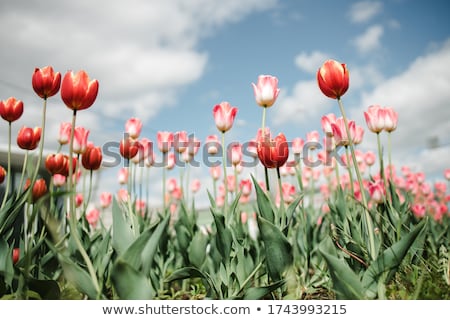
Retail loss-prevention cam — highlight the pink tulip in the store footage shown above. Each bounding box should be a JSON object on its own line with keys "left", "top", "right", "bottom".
{"left": 383, "top": 107, "right": 398, "bottom": 132}
{"left": 174, "top": 131, "right": 188, "bottom": 153}
{"left": 100, "top": 191, "right": 112, "bottom": 208}
{"left": 364, "top": 105, "right": 385, "bottom": 133}
{"left": 331, "top": 117, "right": 355, "bottom": 147}
{"left": 251, "top": 74, "right": 280, "bottom": 107}
{"left": 157, "top": 131, "right": 173, "bottom": 153}
{"left": 73, "top": 126, "right": 90, "bottom": 154}
{"left": 444, "top": 169, "right": 450, "bottom": 181}
{"left": 291, "top": 137, "right": 304, "bottom": 155}
{"left": 125, "top": 117, "right": 143, "bottom": 140}
{"left": 86, "top": 207, "right": 101, "bottom": 228}
{"left": 321, "top": 113, "right": 337, "bottom": 135}
{"left": 239, "top": 179, "right": 252, "bottom": 197}
{"left": 205, "top": 135, "right": 220, "bottom": 155}
{"left": 213, "top": 101, "right": 238, "bottom": 133}
{"left": 364, "top": 151, "right": 376, "bottom": 166}
{"left": 52, "top": 174, "right": 66, "bottom": 187}
{"left": 368, "top": 180, "right": 385, "bottom": 204}
{"left": 190, "top": 179, "right": 201, "bottom": 194}
{"left": 209, "top": 165, "right": 221, "bottom": 181}
{"left": 118, "top": 168, "right": 128, "bottom": 184}
{"left": 230, "top": 143, "right": 242, "bottom": 166}
{"left": 58, "top": 122, "right": 72, "bottom": 145}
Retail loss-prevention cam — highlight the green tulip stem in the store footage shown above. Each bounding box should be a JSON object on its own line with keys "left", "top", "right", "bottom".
{"left": 337, "top": 98, "right": 376, "bottom": 261}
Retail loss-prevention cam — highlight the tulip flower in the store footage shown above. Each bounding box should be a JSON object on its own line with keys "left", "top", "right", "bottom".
{"left": 73, "top": 126, "right": 90, "bottom": 154}
{"left": 0, "top": 97, "right": 23, "bottom": 123}
{"left": 117, "top": 168, "right": 128, "bottom": 184}
{"left": 86, "top": 207, "right": 101, "bottom": 228}
{"left": 157, "top": 131, "right": 173, "bottom": 153}
{"left": 46, "top": 153, "right": 68, "bottom": 176}
{"left": 12, "top": 248, "right": 20, "bottom": 265}
{"left": 52, "top": 174, "right": 66, "bottom": 187}
{"left": 17, "top": 126, "right": 42, "bottom": 150}
{"left": 317, "top": 59, "right": 349, "bottom": 99}
{"left": 82, "top": 145, "right": 103, "bottom": 170}
{"left": 120, "top": 137, "right": 139, "bottom": 159}
{"left": 321, "top": 113, "right": 337, "bottom": 136}
{"left": 205, "top": 135, "right": 220, "bottom": 155}
{"left": 213, "top": 101, "right": 238, "bottom": 133}
{"left": 251, "top": 74, "right": 280, "bottom": 108}
{"left": 32, "top": 66, "right": 61, "bottom": 99}
{"left": 364, "top": 105, "right": 385, "bottom": 133}
{"left": 100, "top": 191, "right": 112, "bottom": 208}
{"left": 0, "top": 166, "right": 6, "bottom": 184}
{"left": 58, "top": 122, "right": 72, "bottom": 145}
{"left": 331, "top": 117, "right": 355, "bottom": 147}
{"left": 383, "top": 107, "right": 398, "bottom": 132}
{"left": 125, "top": 117, "right": 143, "bottom": 140}
{"left": 291, "top": 137, "right": 304, "bottom": 155}
{"left": 230, "top": 143, "right": 242, "bottom": 166}
{"left": 24, "top": 178, "right": 47, "bottom": 203}
{"left": 173, "top": 131, "right": 188, "bottom": 153}
{"left": 257, "top": 130, "right": 289, "bottom": 169}
{"left": 61, "top": 70, "right": 99, "bottom": 111}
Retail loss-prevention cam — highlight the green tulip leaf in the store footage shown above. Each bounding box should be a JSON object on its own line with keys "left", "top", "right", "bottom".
{"left": 242, "top": 279, "right": 286, "bottom": 300}
{"left": 111, "top": 259, "right": 154, "bottom": 299}
{"left": 257, "top": 216, "right": 293, "bottom": 282}
{"left": 112, "top": 197, "right": 135, "bottom": 255}
{"left": 362, "top": 218, "right": 427, "bottom": 297}
{"left": 319, "top": 237, "right": 365, "bottom": 299}
{"left": 252, "top": 175, "right": 275, "bottom": 223}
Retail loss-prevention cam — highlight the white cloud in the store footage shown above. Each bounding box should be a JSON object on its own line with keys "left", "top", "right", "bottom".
{"left": 349, "top": 1, "right": 383, "bottom": 24}
{"left": 272, "top": 80, "right": 334, "bottom": 126}
{"left": 353, "top": 24, "right": 384, "bottom": 53}
{"left": 353, "top": 39, "right": 450, "bottom": 178}
{"left": 0, "top": 0, "right": 278, "bottom": 127}
{"left": 294, "top": 51, "right": 331, "bottom": 74}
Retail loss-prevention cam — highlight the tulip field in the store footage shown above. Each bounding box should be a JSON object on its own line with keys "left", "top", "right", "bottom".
{"left": 0, "top": 61, "right": 449, "bottom": 300}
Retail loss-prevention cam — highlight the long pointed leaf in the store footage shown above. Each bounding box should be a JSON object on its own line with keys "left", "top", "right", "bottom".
{"left": 319, "top": 237, "right": 365, "bottom": 299}
{"left": 111, "top": 259, "right": 154, "bottom": 299}
{"left": 257, "top": 216, "right": 293, "bottom": 281}
{"left": 362, "top": 218, "right": 427, "bottom": 297}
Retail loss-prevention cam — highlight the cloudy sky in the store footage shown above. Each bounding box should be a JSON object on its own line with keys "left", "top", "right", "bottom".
{"left": 1, "top": 0, "right": 449, "bottom": 208}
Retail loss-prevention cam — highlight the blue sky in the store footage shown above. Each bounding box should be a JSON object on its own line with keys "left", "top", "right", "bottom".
{"left": 1, "top": 0, "right": 449, "bottom": 208}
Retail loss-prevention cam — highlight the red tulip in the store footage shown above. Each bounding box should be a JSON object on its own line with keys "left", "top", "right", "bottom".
{"left": 120, "top": 137, "right": 139, "bottom": 159}
{"left": 32, "top": 66, "right": 61, "bottom": 99}
{"left": 257, "top": 129, "right": 289, "bottom": 169}
{"left": 82, "top": 145, "right": 102, "bottom": 170}
{"left": 251, "top": 74, "right": 280, "bottom": 107}
{"left": 0, "top": 97, "right": 23, "bottom": 123}
{"left": 46, "top": 153, "right": 67, "bottom": 175}
{"left": 24, "top": 178, "right": 47, "bottom": 203}
{"left": 0, "top": 166, "right": 6, "bottom": 184}
{"left": 317, "top": 59, "right": 349, "bottom": 99}
{"left": 213, "top": 101, "right": 238, "bottom": 133}
{"left": 61, "top": 70, "right": 99, "bottom": 111}
{"left": 12, "top": 248, "right": 20, "bottom": 265}
{"left": 17, "top": 126, "right": 42, "bottom": 150}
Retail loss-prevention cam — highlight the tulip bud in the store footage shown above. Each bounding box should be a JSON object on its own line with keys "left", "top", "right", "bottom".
{"left": 317, "top": 59, "right": 349, "bottom": 99}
